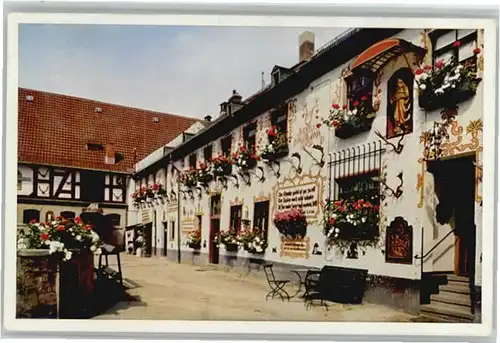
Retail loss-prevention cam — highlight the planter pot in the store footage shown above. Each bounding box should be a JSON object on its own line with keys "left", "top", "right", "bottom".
{"left": 198, "top": 174, "right": 214, "bottom": 185}
{"left": 275, "top": 221, "right": 307, "bottom": 239}
{"left": 146, "top": 197, "right": 153, "bottom": 203}
{"left": 188, "top": 242, "right": 201, "bottom": 250}
{"left": 240, "top": 158, "right": 257, "bottom": 170}
{"left": 418, "top": 82, "right": 477, "bottom": 111}
{"left": 136, "top": 248, "right": 143, "bottom": 257}
{"left": 335, "top": 117, "right": 375, "bottom": 139}
{"left": 261, "top": 147, "right": 289, "bottom": 161}
{"left": 58, "top": 250, "right": 95, "bottom": 319}
{"left": 214, "top": 164, "right": 233, "bottom": 177}
{"left": 184, "top": 181, "right": 197, "bottom": 188}
{"left": 224, "top": 243, "right": 239, "bottom": 252}
{"left": 335, "top": 222, "right": 379, "bottom": 241}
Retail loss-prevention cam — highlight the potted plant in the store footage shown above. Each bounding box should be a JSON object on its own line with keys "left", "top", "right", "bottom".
{"left": 152, "top": 183, "right": 167, "bottom": 197}
{"left": 179, "top": 168, "right": 198, "bottom": 188}
{"left": 197, "top": 162, "right": 214, "bottom": 186}
{"left": 320, "top": 100, "right": 375, "bottom": 139}
{"left": 186, "top": 229, "right": 202, "bottom": 249}
{"left": 210, "top": 154, "right": 233, "bottom": 177}
{"left": 131, "top": 187, "right": 146, "bottom": 205}
{"left": 323, "top": 198, "right": 380, "bottom": 243}
{"left": 214, "top": 228, "right": 240, "bottom": 252}
{"left": 145, "top": 185, "right": 154, "bottom": 202}
{"left": 415, "top": 48, "right": 481, "bottom": 111}
{"left": 135, "top": 231, "right": 147, "bottom": 257}
{"left": 273, "top": 208, "right": 308, "bottom": 239}
{"left": 237, "top": 227, "right": 267, "bottom": 254}
{"left": 232, "top": 146, "right": 260, "bottom": 170}
{"left": 260, "top": 126, "right": 289, "bottom": 160}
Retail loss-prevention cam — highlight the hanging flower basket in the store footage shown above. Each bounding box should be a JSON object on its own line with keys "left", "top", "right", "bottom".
{"left": 197, "top": 162, "right": 214, "bottom": 186}
{"left": 323, "top": 198, "right": 380, "bottom": 251}
{"left": 273, "top": 208, "right": 308, "bottom": 239}
{"left": 131, "top": 187, "right": 147, "bottom": 205}
{"left": 237, "top": 227, "right": 267, "bottom": 254}
{"left": 319, "top": 101, "right": 376, "bottom": 139}
{"left": 180, "top": 169, "right": 199, "bottom": 188}
{"left": 210, "top": 155, "right": 233, "bottom": 177}
{"left": 260, "top": 127, "right": 289, "bottom": 161}
{"left": 186, "top": 229, "right": 201, "bottom": 250}
{"left": 415, "top": 52, "right": 481, "bottom": 112}
{"left": 233, "top": 146, "right": 260, "bottom": 170}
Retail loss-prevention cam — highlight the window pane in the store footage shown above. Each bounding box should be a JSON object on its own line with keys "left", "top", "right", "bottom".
{"left": 459, "top": 39, "right": 476, "bottom": 61}
{"left": 435, "top": 30, "right": 457, "bottom": 50}
{"left": 435, "top": 49, "right": 454, "bottom": 63}
{"left": 458, "top": 29, "right": 476, "bottom": 39}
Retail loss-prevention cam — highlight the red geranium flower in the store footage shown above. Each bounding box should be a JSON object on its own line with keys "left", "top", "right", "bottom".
{"left": 316, "top": 123, "right": 322, "bottom": 128}
{"left": 240, "top": 146, "right": 246, "bottom": 153}
{"left": 56, "top": 216, "right": 62, "bottom": 221}
{"left": 360, "top": 96, "right": 368, "bottom": 101}
{"left": 40, "top": 232, "right": 49, "bottom": 241}
{"left": 57, "top": 225, "right": 65, "bottom": 231}
{"left": 75, "top": 217, "right": 82, "bottom": 224}
{"left": 423, "top": 65, "right": 432, "bottom": 70}
{"left": 415, "top": 68, "right": 424, "bottom": 75}
{"left": 328, "top": 218, "right": 336, "bottom": 225}
{"left": 473, "top": 47, "right": 481, "bottom": 54}
{"left": 29, "top": 218, "right": 37, "bottom": 224}
{"left": 353, "top": 100, "right": 360, "bottom": 107}
{"left": 332, "top": 120, "right": 339, "bottom": 127}
{"left": 452, "top": 41, "right": 461, "bottom": 47}
{"left": 332, "top": 104, "right": 340, "bottom": 109}
{"left": 434, "top": 59, "right": 445, "bottom": 69}
{"left": 84, "top": 224, "right": 92, "bottom": 231}
{"left": 342, "top": 105, "right": 347, "bottom": 110}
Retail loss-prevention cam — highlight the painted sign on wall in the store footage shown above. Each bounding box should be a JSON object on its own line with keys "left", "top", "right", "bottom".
{"left": 141, "top": 209, "right": 151, "bottom": 224}
{"left": 385, "top": 217, "right": 413, "bottom": 264}
{"left": 280, "top": 236, "right": 311, "bottom": 259}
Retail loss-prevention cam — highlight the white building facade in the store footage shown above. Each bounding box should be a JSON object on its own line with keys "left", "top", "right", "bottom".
{"left": 129, "top": 28, "right": 485, "bottom": 321}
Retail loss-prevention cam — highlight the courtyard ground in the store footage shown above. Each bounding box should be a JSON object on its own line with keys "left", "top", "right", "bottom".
{"left": 94, "top": 254, "right": 417, "bottom": 322}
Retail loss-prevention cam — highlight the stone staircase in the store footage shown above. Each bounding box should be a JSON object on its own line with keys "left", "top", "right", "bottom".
{"left": 420, "top": 274, "right": 474, "bottom": 323}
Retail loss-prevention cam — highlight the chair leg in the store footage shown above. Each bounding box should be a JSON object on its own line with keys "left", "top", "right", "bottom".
{"left": 116, "top": 253, "right": 123, "bottom": 287}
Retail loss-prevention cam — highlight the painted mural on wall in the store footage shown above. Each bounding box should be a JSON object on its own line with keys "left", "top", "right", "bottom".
{"left": 280, "top": 236, "right": 311, "bottom": 259}
{"left": 272, "top": 173, "right": 325, "bottom": 223}
{"left": 386, "top": 68, "right": 414, "bottom": 138}
{"left": 294, "top": 98, "right": 325, "bottom": 148}
{"left": 385, "top": 217, "right": 413, "bottom": 264}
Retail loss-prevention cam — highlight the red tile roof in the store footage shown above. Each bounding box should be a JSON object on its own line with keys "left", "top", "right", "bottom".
{"left": 18, "top": 88, "right": 200, "bottom": 173}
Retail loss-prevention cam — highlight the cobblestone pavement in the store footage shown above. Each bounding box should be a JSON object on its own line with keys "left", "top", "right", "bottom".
{"left": 94, "top": 254, "right": 417, "bottom": 322}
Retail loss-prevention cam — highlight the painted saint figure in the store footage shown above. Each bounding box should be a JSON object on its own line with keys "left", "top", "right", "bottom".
{"left": 390, "top": 78, "right": 411, "bottom": 133}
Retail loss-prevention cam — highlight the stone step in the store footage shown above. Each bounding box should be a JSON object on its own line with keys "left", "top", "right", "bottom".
{"left": 421, "top": 302, "right": 474, "bottom": 322}
{"left": 440, "top": 282, "right": 471, "bottom": 295}
{"left": 446, "top": 274, "right": 470, "bottom": 283}
{"left": 431, "top": 291, "right": 471, "bottom": 307}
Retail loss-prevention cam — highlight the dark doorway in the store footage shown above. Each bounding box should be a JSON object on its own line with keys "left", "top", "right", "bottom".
{"left": 430, "top": 155, "right": 476, "bottom": 276}
{"left": 163, "top": 223, "right": 168, "bottom": 257}
{"left": 142, "top": 223, "right": 153, "bottom": 257}
{"left": 209, "top": 218, "right": 220, "bottom": 264}
{"left": 79, "top": 170, "right": 105, "bottom": 202}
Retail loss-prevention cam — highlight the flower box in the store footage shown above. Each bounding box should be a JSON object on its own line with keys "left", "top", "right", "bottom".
{"left": 260, "top": 146, "right": 289, "bottom": 161}
{"left": 233, "top": 146, "right": 260, "bottom": 170}
{"left": 224, "top": 243, "right": 239, "bottom": 252}
{"left": 214, "top": 164, "right": 232, "bottom": 177}
{"left": 418, "top": 81, "right": 476, "bottom": 112}
{"left": 188, "top": 242, "right": 201, "bottom": 250}
{"left": 273, "top": 208, "right": 307, "bottom": 239}
{"left": 198, "top": 173, "right": 214, "bottom": 185}
{"left": 237, "top": 227, "right": 267, "bottom": 254}
{"left": 334, "top": 117, "right": 375, "bottom": 139}
{"left": 240, "top": 157, "right": 257, "bottom": 170}
{"left": 334, "top": 222, "right": 379, "bottom": 241}
{"left": 260, "top": 128, "right": 289, "bottom": 161}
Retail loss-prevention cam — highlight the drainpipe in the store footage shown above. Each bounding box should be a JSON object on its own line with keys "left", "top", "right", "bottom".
{"left": 153, "top": 208, "right": 157, "bottom": 256}
{"left": 177, "top": 179, "right": 181, "bottom": 264}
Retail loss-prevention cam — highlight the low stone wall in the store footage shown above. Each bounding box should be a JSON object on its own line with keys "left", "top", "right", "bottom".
{"left": 16, "top": 250, "right": 58, "bottom": 318}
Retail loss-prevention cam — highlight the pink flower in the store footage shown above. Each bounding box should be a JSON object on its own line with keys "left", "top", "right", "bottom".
{"left": 434, "top": 59, "right": 445, "bottom": 69}
{"left": 473, "top": 47, "right": 481, "bottom": 54}
{"left": 452, "top": 41, "right": 461, "bottom": 47}
{"left": 415, "top": 68, "right": 424, "bottom": 75}
{"left": 40, "top": 233, "right": 49, "bottom": 241}
{"left": 332, "top": 104, "right": 340, "bottom": 109}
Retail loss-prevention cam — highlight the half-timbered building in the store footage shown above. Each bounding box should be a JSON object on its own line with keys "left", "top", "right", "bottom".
{"left": 130, "top": 28, "right": 487, "bottom": 322}
{"left": 17, "top": 88, "right": 200, "bottom": 248}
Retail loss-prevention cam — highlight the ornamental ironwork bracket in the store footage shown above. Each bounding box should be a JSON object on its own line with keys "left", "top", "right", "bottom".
{"left": 178, "top": 190, "right": 187, "bottom": 200}
{"left": 290, "top": 152, "right": 303, "bottom": 174}
{"left": 374, "top": 130, "right": 405, "bottom": 154}
{"left": 238, "top": 169, "right": 251, "bottom": 186}
{"left": 170, "top": 190, "right": 177, "bottom": 201}
{"left": 187, "top": 189, "right": 195, "bottom": 199}
{"left": 218, "top": 176, "right": 229, "bottom": 189}
{"left": 249, "top": 166, "right": 266, "bottom": 183}
{"left": 302, "top": 144, "right": 325, "bottom": 167}
{"left": 372, "top": 172, "right": 404, "bottom": 199}
{"left": 265, "top": 159, "right": 281, "bottom": 178}
{"left": 229, "top": 174, "right": 239, "bottom": 188}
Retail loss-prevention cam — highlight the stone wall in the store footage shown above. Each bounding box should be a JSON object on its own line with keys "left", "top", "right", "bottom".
{"left": 16, "top": 250, "right": 58, "bottom": 318}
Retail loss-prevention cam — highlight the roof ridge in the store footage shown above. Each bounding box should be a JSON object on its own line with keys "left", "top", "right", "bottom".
{"left": 18, "top": 87, "right": 203, "bottom": 122}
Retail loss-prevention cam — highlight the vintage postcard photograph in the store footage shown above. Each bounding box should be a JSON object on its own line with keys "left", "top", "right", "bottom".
{"left": 3, "top": 13, "right": 496, "bottom": 336}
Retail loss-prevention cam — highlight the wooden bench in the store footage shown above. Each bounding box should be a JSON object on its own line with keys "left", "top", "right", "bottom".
{"left": 304, "top": 266, "right": 368, "bottom": 308}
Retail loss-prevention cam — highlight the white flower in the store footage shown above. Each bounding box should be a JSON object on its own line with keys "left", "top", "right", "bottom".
{"left": 90, "top": 245, "right": 96, "bottom": 252}
{"left": 17, "top": 243, "right": 27, "bottom": 250}
{"left": 64, "top": 250, "right": 73, "bottom": 261}
{"left": 362, "top": 217, "right": 366, "bottom": 223}
{"left": 335, "top": 228, "right": 340, "bottom": 233}
{"left": 328, "top": 228, "right": 334, "bottom": 235}
{"left": 256, "top": 247, "right": 263, "bottom": 253}
{"left": 334, "top": 233, "right": 339, "bottom": 238}
{"left": 96, "top": 248, "right": 102, "bottom": 255}
{"left": 419, "top": 84, "right": 426, "bottom": 90}
{"left": 44, "top": 240, "right": 51, "bottom": 246}
{"left": 76, "top": 235, "right": 82, "bottom": 241}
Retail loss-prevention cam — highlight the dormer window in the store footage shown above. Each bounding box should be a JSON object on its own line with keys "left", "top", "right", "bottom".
{"left": 272, "top": 70, "right": 280, "bottom": 85}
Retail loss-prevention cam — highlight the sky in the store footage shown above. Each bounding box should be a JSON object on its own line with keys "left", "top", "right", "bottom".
{"left": 19, "top": 24, "right": 346, "bottom": 119}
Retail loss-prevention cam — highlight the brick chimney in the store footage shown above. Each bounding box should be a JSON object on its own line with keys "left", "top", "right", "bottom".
{"left": 227, "top": 90, "right": 243, "bottom": 115}
{"left": 299, "top": 31, "right": 315, "bottom": 63}
{"left": 105, "top": 143, "right": 116, "bottom": 164}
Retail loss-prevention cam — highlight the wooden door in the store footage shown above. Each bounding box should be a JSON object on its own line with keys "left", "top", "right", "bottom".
{"left": 209, "top": 218, "right": 220, "bottom": 264}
